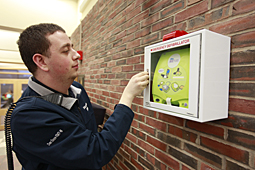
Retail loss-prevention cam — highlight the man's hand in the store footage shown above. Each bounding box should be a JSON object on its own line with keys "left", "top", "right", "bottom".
{"left": 119, "top": 72, "right": 149, "bottom": 108}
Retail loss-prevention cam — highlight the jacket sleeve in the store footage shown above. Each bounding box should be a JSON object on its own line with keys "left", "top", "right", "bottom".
{"left": 11, "top": 98, "right": 134, "bottom": 169}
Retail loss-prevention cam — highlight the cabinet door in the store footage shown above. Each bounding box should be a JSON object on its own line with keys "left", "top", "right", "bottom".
{"left": 144, "top": 34, "right": 201, "bottom": 118}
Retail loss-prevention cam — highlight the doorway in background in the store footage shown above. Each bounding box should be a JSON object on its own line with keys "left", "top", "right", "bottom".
{"left": 0, "top": 79, "right": 28, "bottom": 130}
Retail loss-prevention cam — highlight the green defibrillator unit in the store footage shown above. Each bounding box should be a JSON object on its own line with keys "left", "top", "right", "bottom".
{"left": 152, "top": 46, "right": 190, "bottom": 108}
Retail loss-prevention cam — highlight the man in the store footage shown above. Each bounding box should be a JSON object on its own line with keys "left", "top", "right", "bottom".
{"left": 11, "top": 23, "right": 149, "bottom": 170}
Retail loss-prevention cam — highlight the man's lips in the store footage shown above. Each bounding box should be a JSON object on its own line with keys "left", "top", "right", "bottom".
{"left": 72, "top": 64, "right": 79, "bottom": 68}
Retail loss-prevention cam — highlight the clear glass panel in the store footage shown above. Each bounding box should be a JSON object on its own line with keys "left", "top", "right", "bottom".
{"left": 0, "top": 69, "right": 31, "bottom": 79}
{"left": 150, "top": 45, "right": 190, "bottom": 108}
{"left": 0, "top": 74, "right": 30, "bottom": 79}
{"left": 0, "top": 69, "right": 29, "bottom": 73}
{"left": 1, "top": 84, "right": 13, "bottom": 108}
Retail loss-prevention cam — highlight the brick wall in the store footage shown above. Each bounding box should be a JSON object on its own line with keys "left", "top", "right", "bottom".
{"left": 71, "top": 0, "right": 255, "bottom": 169}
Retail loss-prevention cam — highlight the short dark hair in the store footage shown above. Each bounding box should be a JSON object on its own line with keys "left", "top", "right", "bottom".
{"left": 17, "top": 23, "right": 66, "bottom": 74}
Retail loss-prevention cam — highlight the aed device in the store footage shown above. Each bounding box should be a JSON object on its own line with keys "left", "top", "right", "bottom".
{"left": 143, "top": 29, "right": 231, "bottom": 122}
{"left": 152, "top": 46, "right": 190, "bottom": 108}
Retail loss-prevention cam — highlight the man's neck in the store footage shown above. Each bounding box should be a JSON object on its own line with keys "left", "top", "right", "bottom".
{"left": 34, "top": 74, "right": 73, "bottom": 95}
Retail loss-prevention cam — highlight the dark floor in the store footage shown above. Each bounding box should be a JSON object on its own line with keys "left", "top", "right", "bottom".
{"left": 0, "top": 130, "right": 22, "bottom": 170}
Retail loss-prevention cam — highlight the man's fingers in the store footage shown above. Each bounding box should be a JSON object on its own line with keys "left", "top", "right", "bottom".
{"left": 135, "top": 72, "right": 149, "bottom": 82}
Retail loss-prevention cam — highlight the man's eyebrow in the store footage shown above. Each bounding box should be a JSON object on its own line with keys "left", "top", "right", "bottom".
{"left": 60, "top": 43, "right": 73, "bottom": 50}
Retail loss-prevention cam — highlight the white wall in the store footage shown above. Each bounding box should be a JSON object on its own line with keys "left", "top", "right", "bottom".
{"left": 78, "top": 0, "right": 98, "bottom": 20}
{"left": 0, "top": 0, "right": 97, "bottom": 69}
{"left": 0, "top": 0, "right": 79, "bottom": 36}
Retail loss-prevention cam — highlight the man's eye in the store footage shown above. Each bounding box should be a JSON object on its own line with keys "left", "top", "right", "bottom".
{"left": 63, "top": 50, "right": 69, "bottom": 53}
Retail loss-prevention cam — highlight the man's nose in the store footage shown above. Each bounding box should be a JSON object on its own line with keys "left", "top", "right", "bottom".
{"left": 72, "top": 49, "right": 80, "bottom": 60}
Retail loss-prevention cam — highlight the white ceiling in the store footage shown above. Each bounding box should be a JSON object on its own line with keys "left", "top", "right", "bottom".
{"left": 0, "top": 0, "right": 97, "bottom": 70}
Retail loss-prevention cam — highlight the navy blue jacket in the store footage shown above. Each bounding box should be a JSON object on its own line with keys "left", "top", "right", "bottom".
{"left": 11, "top": 77, "right": 134, "bottom": 170}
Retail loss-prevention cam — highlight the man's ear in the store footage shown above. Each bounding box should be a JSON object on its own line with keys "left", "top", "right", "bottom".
{"left": 32, "top": 54, "right": 49, "bottom": 72}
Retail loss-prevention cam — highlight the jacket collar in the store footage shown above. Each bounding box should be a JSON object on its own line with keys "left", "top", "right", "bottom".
{"left": 28, "top": 76, "right": 81, "bottom": 110}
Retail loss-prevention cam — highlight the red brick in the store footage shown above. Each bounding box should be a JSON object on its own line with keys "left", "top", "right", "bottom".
{"left": 135, "top": 27, "right": 151, "bottom": 39}
{"left": 233, "top": 0, "right": 255, "bottom": 15}
{"left": 116, "top": 45, "right": 126, "bottom": 53}
{"left": 107, "top": 60, "right": 116, "bottom": 67}
{"left": 112, "top": 66, "right": 122, "bottom": 73}
{"left": 142, "top": 0, "right": 158, "bottom": 10}
{"left": 200, "top": 136, "right": 249, "bottom": 164}
{"left": 168, "top": 125, "right": 183, "bottom": 138}
{"left": 112, "top": 26, "right": 122, "bottom": 36}
{"left": 110, "top": 79, "right": 120, "bottom": 86}
{"left": 211, "top": 0, "right": 235, "bottom": 8}
{"left": 175, "top": 0, "right": 209, "bottom": 23}
{"left": 122, "top": 49, "right": 133, "bottom": 58}
{"left": 127, "top": 38, "right": 140, "bottom": 49}
{"left": 137, "top": 139, "right": 154, "bottom": 155}
{"left": 138, "top": 156, "right": 154, "bottom": 170}
{"left": 108, "top": 73, "right": 115, "bottom": 79}
{"left": 161, "top": 0, "right": 184, "bottom": 18}
{"left": 186, "top": 121, "right": 225, "bottom": 138}
{"left": 188, "top": 5, "right": 230, "bottom": 30}
{"left": 228, "top": 98, "right": 255, "bottom": 116}
{"left": 126, "top": 133, "right": 137, "bottom": 144}
{"left": 119, "top": 148, "right": 130, "bottom": 161}
{"left": 116, "top": 30, "right": 126, "bottom": 40}
{"left": 210, "top": 14, "right": 255, "bottom": 35}
{"left": 227, "top": 129, "right": 255, "bottom": 150}
{"left": 115, "top": 16, "right": 126, "bottom": 28}
{"left": 124, "top": 145, "right": 137, "bottom": 159}
{"left": 229, "top": 82, "right": 255, "bottom": 98}
{"left": 150, "top": 0, "right": 173, "bottom": 14}
{"left": 141, "top": 32, "right": 159, "bottom": 45}
{"left": 122, "top": 34, "right": 134, "bottom": 43}
{"left": 141, "top": 13, "right": 160, "bottom": 28}
{"left": 109, "top": 0, "right": 125, "bottom": 19}
{"left": 200, "top": 162, "right": 216, "bottom": 170}
{"left": 115, "top": 86, "right": 125, "bottom": 93}
{"left": 147, "top": 136, "right": 167, "bottom": 152}
{"left": 184, "top": 143, "right": 222, "bottom": 168}
{"left": 182, "top": 164, "right": 192, "bottom": 170}
{"left": 130, "top": 157, "right": 143, "bottom": 170}
{"left": 145, "top": 153, "right": 156, "bottom": 166}
{"left": 127, "top": 56, "right": 141, "bottom": 64}
{"left": 134, "top": 47, "right": 144, "bottom": 55}
{"left": 230, "top": 66, "right": 255, "bottom": 81}
{"left": 134, "top": 64, "right": 144, "bottom": 71}
{"left": 231, "top": 30, "right": 255, "bottom": 49}
{"left": 123, "top": 1, "right": 136, "bottom": 17}
{"left": 231, "top": 50, "right": 255, "bottom": 65}
{"left": 146, "top": 117, "right": 167, "bottom": 132}
{"left": 131, "top": 142, "right": 145, "bottom": 157}
{"left": 110, "top": 92, "right": 120, "bottom": 99}
{"left": 131, "top": 128, "right": 146, "bottom": 140}
{"left": 119, "top": 161, "right": 129, "bottom": 170}
{"left": 139, "top": 123, "right": 155, "bottom": 135}
{"left": 120, "top": 80, "right": 129, "bottom": 86}
{"left": 132, "top": 9, "right": 150, "bottom": 25}
{"left": 139, "top": 107, "right": 157, "bottom": 118}
{"left": 126, "top": 6, "right": 141, "bottom": 21}
{"left": 133, "top": 97, "right": 143, "bottom": 105}
{"left": 155, "top": 150, "right": 180, "bottom": 169}
{"left": 152, "top": 17, "right": 174, "bottom": 32}
{"left": 112, "top": 53, "right": 121, "bottom": 60}
{"left": 127, "top": 24, "right": 140, "bottom": 35}
{"left": 122, "top": 65, "right": 133, "bottom": 72}
{"left": 158, "top": 112, "right": 184, "bottom": 126}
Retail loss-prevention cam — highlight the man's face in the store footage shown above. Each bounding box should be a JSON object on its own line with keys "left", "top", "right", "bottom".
{"left": 46, "top": 31, "right": 80, "bottom": 82}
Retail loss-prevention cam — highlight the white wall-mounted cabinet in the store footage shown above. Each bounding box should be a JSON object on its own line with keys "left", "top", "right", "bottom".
{"left": 143, "top": 29, "right": 231, "bottom": 122}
